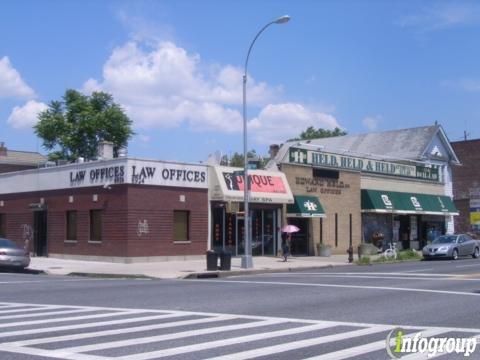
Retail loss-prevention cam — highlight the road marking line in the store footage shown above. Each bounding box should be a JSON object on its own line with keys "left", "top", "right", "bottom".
{"left": 0, "top": 310, "right": 140, "bottom": 328}
{"left": 0, "top": 305, "right": 57, "bottom": 314}
{"left": 0, "top": 344, "right": 108, "bottom": 360}
{"left": 402, "top": 268, "right": 435, "bottom": 273}
{"left": 0, "top": 313, "right": 189, "bottom": 338}
{"left": 187, "top": 278, "right": 480, "bottom": 297}
{"left": 7, "top": 317, "right": 282, "bottom": 347}
{"left": 263, "top": 272, "right": 473, "bottom": 278}
{"left": 200, "top": 326, "right": 393, "bottom": 360}
{"left": 117, "top": 322, "right": 365, "bottom": 360}
{"left": 456, "top": 264, "right": 480, "bottom": 268}
{"left": 0, "top": 307, "right": 97, "bottom": 320}
{"left": 57, "top": 318, "right": 286, "bottom": 353}
{"left": 302, "top": 328, "right": 448, "bottom": 360}
{"left": 255, "top": 274, "right": 480, "bottom": 282}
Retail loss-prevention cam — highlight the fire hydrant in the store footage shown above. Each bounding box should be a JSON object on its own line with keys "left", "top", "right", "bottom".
{"left": 347, "top": 245, "right": 354, "bottom": 263}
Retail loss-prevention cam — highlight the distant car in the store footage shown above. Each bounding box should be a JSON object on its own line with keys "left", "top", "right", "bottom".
{"left": 0, "top": 238, "right": 30, "bottom": 270}
{"left": 422, "top": 234, "right": 480, "bottom": 260}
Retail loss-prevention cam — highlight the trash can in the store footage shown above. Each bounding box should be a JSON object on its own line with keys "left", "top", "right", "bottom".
{"left": 219, "top": 250, "right": 231, "bottom": 271}
{"left": 206, "top": 250, "right": 218, "bottom": 271}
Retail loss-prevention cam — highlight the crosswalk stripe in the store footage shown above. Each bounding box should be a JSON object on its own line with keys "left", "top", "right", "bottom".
{"left": 0, "top": 307, "right": 97, "bottom": 320}
{"left": 302, "top": 328, "right": 449, "bottom": 360}
{"left": 0, "top": 312, "right": 188, "bottom": 338}
{"left": 9, "top": 317, "right": 282, "bottom": 347}
{"left": 55, "top": 318, "right": 286, "bottom": 353}
{"left": 0, "top": 305, "right": 56, "bottom": 314}
{"left": 120, "top": 323, "right": 381, "bottom": 360}
{"left": 0, "top": 344, "right": 108, "bottom": 360}
{"left": 0, "top": 310, "right": 141, "bottom": 328}
{"left": 203, "top": 326, "right": 392, "bottom": 360}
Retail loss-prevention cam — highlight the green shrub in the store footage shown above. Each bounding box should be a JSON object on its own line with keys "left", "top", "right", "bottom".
{"left": 356, "top": 256, "right": 371, "bottom": 265}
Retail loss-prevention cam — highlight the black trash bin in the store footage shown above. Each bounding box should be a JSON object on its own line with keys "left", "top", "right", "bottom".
{"left": 206, "top": 250, "right": 218, "bottom": 271}
{"left": 219, "top": 250, "right": 231, "bottom": 271}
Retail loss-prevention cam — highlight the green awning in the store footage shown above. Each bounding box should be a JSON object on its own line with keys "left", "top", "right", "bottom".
{"left": 361, "top": 189, "right": 458, "bottom": 215}
{"left": 287, "top": 195, "right": 326, "bottom": 218}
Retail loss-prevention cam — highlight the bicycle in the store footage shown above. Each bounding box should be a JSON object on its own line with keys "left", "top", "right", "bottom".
{"left": 383, "top": 242, "right": 397, "bottom": 260}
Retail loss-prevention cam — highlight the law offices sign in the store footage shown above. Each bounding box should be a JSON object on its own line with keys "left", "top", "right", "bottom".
{"left": 0, "top": 159, "right": 208, "bottom": 195}
{"left": 289, "top": 147, "right": 440, "bottom": 182}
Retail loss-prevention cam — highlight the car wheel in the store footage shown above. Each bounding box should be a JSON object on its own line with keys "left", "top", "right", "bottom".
{"left": 452, "top": 249, "right": 459, "bottom": 260}
{"left": 473, "top": 247, "right": 480, "bottom": 259}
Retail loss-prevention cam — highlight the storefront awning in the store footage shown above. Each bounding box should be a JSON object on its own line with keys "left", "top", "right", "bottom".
{"left": 361, "top": 189, "right": 459, "bottom": 216}
{"left": 209, "top": 166, "right": 294, "bottom": 204}
{"left": 287, "top": 195, "right": 326, "bottom": 218}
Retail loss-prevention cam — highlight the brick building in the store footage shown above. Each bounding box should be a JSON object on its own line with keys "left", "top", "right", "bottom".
{"left": 0, "top": 158, "right": 209, "bottom": 262}
{"left": 268, "top": 125, "right": 460, "bottom": 255}
{"left": 0, "top": 142, "right": 46, "bottom": 174}
{"left": 451, "top": 139, "right": 480, "bottom": 236}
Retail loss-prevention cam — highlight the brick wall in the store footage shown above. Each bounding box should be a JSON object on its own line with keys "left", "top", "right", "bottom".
{"left": 451, "top": 139, "right": 480, "bottom": 235}
{"left": 282, "top": 164, "right": 362, "bottom": 255}
{"left": 126, "top": 185, "right": 208, "bottom": 257}
{"left": 0, "top": 184, "right": 209, "bottom": 259}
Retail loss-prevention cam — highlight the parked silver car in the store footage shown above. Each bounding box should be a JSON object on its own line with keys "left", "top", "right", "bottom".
{"left": 422, "top": 234, "right": 480, "bottom": 260}
{"left": 0, "top": 238, "right": 30, "bottom": 269}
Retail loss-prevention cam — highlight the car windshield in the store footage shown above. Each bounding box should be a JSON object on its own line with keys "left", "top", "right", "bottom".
{"left": 432, "top": 235, "right": 457, "bottom": 244}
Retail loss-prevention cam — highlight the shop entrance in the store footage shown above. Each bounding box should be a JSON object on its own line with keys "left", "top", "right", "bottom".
{"left": 34, "top": 211, "right": 48, "bottom": 256}
{"left": 287, "top": 218, "right": 309, "bottom": 255}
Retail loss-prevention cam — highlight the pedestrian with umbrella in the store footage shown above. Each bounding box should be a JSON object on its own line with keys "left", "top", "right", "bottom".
{"left": 281, "top": 225, "right": 300, "bottom": 262}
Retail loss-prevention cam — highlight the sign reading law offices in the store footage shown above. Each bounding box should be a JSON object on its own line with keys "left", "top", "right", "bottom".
{"left": 289, "top": 147, "right": 439, "bottom": 182}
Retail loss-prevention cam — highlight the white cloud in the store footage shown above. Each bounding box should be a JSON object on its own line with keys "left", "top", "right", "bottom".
{"left": 83, "top": 41, "right": 276, "bottom": 130}
{"left": 441, "top": 78, "right": 480, "bottom": 92}
{"left": 249, "top": 103, "right": 340, "bottom": 145}
{"left": 83, "top": 40, "right": 340, "bottom": 145}
{"left": 7, "top": 100, "right": 48, "bottom": 129}
{"left": 399, "top": 3, "right": 480, "bottom": 31}
{"left": 0, "top": 56, "right": 35, "bottom": 98}
{"left": 362, "top": 116, "right": 380, "bottom": 131}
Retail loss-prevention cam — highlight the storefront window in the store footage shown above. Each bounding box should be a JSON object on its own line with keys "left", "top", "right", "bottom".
{"left": 66, "top": 211, "right": 77, "bottom": 241}
{"left": 211, "top": 205, "right": 224, "bottom": 252}
{"left": 362, "top": 213, "right": 392, "bottom": 248}
{"left": 173, "top": 211, "right": 189, "bottom": 241}
{"left": 251, "top": 210, "right": 262, "bottom": 256}
{"left": 263, "top": 210, "right": 275, "bottom": 255}
{"left": 0, "top": 213, "right": 6, "bottom": 238}
{"left": 89, "top": 210, "right": 102, "bottom": 242}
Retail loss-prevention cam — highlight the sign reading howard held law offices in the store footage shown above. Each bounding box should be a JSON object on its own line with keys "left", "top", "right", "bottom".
{"left": 289, "top": 147, "right": 439, "bottom": 182}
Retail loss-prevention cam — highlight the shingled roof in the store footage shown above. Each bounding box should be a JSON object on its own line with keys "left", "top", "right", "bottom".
{"left": 0, "top": 143, "right": 46, "bottom": 165}
{"left": 269, "top": 125, "right": 459, "bottom": 168}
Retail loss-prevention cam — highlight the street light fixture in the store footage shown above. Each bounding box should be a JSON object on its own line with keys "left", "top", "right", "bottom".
{"left": 241, "top": 15, "right": 291, "bottom": 269}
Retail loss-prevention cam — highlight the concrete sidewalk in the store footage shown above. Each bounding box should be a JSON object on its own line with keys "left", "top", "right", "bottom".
{"left": 28, "top": 255, "right": 353, "bottom": 279}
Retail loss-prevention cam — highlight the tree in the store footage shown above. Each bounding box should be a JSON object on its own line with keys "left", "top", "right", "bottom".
{"left": 289, "top": 126, "right": 347, "bottom": 141}
{"left": 224, "top": 150, "right": 267, "bottom": 169}
{"left": 35, "top": 89, "right": 134, "bottom": 161}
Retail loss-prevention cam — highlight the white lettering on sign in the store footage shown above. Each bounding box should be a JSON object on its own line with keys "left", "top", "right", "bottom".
{"left": 381, "top": 194, "right": 392, "bottom": 207}
{"left": 410, "top": 196, "right": 421, "bottom": 208}
{"left": 304, "top": 200, "right": 318, "bottom": 211}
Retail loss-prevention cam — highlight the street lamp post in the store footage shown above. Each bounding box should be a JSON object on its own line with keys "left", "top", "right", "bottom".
{"left": 241, "top": 15, "right": 290, "bottom": 269}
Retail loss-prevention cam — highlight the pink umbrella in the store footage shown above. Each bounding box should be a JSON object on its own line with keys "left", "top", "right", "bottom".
{"left": 281, "top": 225, "right": 300, "bottom": 233}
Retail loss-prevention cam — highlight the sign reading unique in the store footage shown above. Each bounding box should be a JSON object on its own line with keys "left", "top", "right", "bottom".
{"left": 289, "top": 147, "right": 440, "bottom": 182}
{"left": 223, "top": 172, "right": 287, "bottom": 193}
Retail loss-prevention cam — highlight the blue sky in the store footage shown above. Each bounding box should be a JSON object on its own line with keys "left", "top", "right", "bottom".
{"left": 1, "top": 0, "right": 479, "bottom": 163}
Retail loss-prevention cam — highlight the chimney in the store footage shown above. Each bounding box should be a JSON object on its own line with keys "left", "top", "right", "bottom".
{"left": 0, "top": 142, "right": 7, "bottom": 157}
{"left": 97, "top": 141, "right": 114, "bottom": 160}
{"left": 269, "top": 144, "right": 280, "bottom": 159}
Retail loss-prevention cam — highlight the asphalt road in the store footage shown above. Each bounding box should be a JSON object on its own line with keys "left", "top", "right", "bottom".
{"left": 0, "top": 258, "right": 479, "bottom": 359}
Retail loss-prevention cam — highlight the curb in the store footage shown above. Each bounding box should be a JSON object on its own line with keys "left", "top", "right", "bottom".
{"left": 183, "top": 264, "right": 349, "bottom": 279}
{"left": 67, "top": 272, "right": 156, "bottom": 280}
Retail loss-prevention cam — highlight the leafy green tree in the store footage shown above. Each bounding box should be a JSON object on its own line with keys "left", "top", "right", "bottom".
{"left": 289, "top": 126, "right": 347, "bottom": 141}
{"left": 35, "top": 89, "right": 134, "bottom": 161}
{"left": 225, "top": 150, "right": 266, "bottom": 168}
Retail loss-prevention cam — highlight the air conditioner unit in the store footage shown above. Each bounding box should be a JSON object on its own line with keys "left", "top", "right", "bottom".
{"left": 226, "top": 202, "right": 240, "bottom": 213}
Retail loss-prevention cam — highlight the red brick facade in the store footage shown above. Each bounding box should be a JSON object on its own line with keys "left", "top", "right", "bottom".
{"left": 451, "top": 139, "right": 480, "bottom": 236}
{"left": 0, "top": 184, "right": 208, "bottom": 260}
